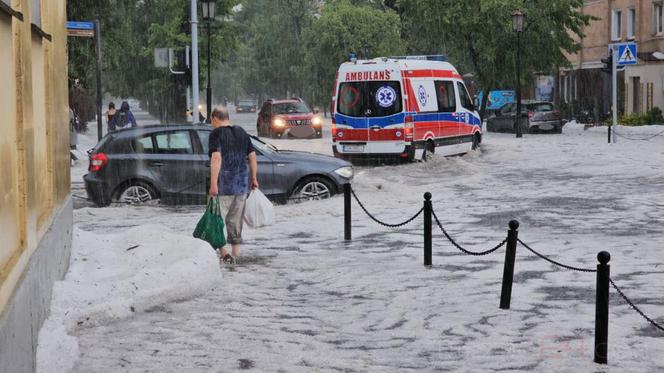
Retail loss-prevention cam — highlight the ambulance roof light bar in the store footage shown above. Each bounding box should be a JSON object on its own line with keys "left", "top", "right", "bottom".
{"left": 387, "top": 55, "right": 448, "bottom": 62}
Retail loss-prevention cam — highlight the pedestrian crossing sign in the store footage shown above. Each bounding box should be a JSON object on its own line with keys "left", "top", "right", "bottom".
{"left": 609, "top": 42, "right": 637, "bottom": 66}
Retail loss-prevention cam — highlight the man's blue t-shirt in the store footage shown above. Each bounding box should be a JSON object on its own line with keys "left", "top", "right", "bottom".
{"left": 208, "top": 126, "right": 255, "bottom": 195}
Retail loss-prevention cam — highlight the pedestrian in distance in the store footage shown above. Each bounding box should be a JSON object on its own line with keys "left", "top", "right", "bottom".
{"left": 208, "top": 106, "right": 259, "bottom": 264}
{"left": 105, "top": 102, "right": 117, "bottom": 132}
{"left": 109, "top": 101, "right": 137, "bottom": 131}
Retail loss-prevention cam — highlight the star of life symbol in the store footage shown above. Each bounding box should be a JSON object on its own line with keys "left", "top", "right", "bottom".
{"left": 418, "top": 85, "right": 427, "bottom": 106}
{"left": 376, "top": 85, "right": 397, "bottom": 108}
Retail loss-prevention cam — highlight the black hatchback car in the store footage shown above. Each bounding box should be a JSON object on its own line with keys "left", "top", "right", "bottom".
{"left": 83, "top": 124, "right": 353, "bottom": 206}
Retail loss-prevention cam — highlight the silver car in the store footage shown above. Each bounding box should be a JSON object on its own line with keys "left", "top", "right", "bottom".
{"left": 84, "top": 124, "right": 353, "bottom": 206}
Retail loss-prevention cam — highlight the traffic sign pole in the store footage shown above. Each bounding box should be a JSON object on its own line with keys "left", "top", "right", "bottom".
{"left": 611, "top": 46, "right": 617, "bottom": 144}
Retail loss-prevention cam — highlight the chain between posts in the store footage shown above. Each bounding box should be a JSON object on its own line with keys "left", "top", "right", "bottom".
{"left": 517, "top": 238, "right": 597, "bottom": 273}
{"left": 613, "top": 128, "right": 664, "bottom": 141}
{"left": 609, "top": 278, "right": 664, "bottom": 332}
{"left": 350, "top": 187, "right": 423, "bottom": 228}
{"left": 431, "top": 209, "right": 507, "bottom": 256}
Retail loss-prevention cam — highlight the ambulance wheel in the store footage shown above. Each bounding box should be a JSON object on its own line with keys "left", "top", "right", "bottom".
{"left": 472, "top": 133, "right": 481, "bottom": 150}
{"left": 422, "top": 140, "right": 435, "bottom": 161}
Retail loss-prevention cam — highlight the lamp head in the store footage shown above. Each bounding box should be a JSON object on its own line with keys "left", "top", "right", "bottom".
{"left": 512, "top": 10, "right": 525, "bottom": 32}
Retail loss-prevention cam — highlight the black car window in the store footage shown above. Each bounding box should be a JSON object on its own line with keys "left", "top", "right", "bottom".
{"left": 435, "top": 81, "right": 456, "bottom": 113}
{"left": 337, "top": 81, "right": 402, "bottom": 117}
{"left": 500, "top": 103, "right": 515, "bottom": 114}
{"left": 457, "top": 82, "right": 474, "bottom": 111}
{"left": 154, "top": 131, "right": 193, "bottom": 154}
{"left": 527, "top": 103, "right": 554, "bottom": 112}
{"left": 196, "top": 130, "right": 210, "bottom": 155}
{"left": 273, "top": 102, "right": 310, "bottom": 114}
{"left": 132, "top": 135, "right": 155, "bottom": 154}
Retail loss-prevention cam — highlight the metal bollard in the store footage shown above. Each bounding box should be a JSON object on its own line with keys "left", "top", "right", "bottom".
{"left": 594, "top": 251, "right": 611, "bottom": 364}
{"left": 499, "top": 220, "right": 520, "bottom": 310}
{"left": 423, "top": 192, "right": 432, "bottom": 266}
{"left": 344, "top": 183, "right": 351, "bottom": 241}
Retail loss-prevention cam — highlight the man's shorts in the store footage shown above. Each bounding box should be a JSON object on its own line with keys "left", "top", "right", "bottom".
{"left": 219, "top": 194, "right": 247, "bottom": 245}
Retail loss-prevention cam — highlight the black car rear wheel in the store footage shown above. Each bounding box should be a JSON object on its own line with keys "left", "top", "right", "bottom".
{"left": 291, "top": 177, "right": 334, "bottom": 202}
{"left": 117, "top": 182, "right": 158, "bottom": 204}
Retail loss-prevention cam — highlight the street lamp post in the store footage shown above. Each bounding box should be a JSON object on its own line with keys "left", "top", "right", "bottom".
{"left": 201, "top": 0, "right": 216, "bottom": 123}
{"left": 512, "top": 10, "right": 524, "bottom": 138}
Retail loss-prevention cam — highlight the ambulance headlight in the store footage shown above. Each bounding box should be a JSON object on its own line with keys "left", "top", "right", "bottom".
{"left": 273, "top": 118, "right": 285, "bottom": 128}
{"left": 333, "top": 166, "right": 354, "bottom": 179}
{"left": 312, "top": 116, "right": 322, "bottom": 126}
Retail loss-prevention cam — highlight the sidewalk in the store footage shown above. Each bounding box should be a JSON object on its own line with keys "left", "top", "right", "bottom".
{"left": 42, "top": 122, "right": 664, "bottom": 372}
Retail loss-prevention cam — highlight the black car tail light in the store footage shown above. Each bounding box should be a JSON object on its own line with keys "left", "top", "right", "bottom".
{"left": 89, "top": 153, "right": 108, "bottom": 172}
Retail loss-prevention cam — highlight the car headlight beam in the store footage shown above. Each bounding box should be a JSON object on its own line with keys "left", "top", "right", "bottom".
{"left": 312, "top": 116, "right": 322, "bottom": 126}
{"left": 273, "top": 118, "right": 285, "bottom": 128}
{"left": 333, "top": 166, "right": 354, "bottom": 179}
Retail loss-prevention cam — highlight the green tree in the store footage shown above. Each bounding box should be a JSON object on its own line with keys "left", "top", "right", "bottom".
{"left": 395, "top": 0, "right": 594, "bottom": 117}
{"left": 67, "top": 0, "right": 238, "bottom": 123}
{"left": 302, "top": 0, "right": 406, "bottom": 111}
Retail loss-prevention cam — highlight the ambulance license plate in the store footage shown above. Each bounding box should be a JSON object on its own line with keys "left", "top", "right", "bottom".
{"left": 342, "top": 144, "right": 365, "bottom": 152}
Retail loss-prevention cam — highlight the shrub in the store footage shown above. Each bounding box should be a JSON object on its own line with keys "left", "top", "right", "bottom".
{"left": 618, "top": 107, "right": 664, "bottom": 126}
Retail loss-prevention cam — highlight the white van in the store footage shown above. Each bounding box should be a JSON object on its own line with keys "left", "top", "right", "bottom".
{"left": 331, "top": 56, "right": 481, "bottom": 161}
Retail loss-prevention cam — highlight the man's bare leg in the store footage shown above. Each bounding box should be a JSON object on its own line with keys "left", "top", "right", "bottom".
{"left": 231, "top": 244, "right": 240, "bottom": 258}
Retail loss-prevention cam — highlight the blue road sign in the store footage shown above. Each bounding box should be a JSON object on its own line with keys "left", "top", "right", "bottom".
{"left": 66, "top": 21, "right": 94, "bottom": 30}
{"left": 609, "top": 42, "right": 637, "bottom": 66}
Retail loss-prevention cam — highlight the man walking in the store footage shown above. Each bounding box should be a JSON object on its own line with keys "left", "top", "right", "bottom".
{"left": 208, "top": 106, "right": 258, "bottom": 264}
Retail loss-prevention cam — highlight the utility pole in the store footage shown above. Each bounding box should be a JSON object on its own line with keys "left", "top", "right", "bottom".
{"left": 191, "top": 0, "right": 200, "bottom": 123}
{"left": 611, "top": 46, "right": 617, "bottom": 144}
{"left": 94, "top": 19, "right": 102, "bottom": 140}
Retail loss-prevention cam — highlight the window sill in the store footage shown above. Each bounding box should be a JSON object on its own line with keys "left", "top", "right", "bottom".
{"left": 31, "top": 23, "right": 52, "bottom": 42}
{"left": 0, "top": 2, "right": 23, "bottom": 21}
{"left": 610, "top": 38, "right": 622, "bottom": 42}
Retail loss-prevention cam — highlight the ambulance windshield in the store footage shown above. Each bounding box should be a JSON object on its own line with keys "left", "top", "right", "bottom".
{"left": 337, "top": 81, "right": 402, "bottom": 117}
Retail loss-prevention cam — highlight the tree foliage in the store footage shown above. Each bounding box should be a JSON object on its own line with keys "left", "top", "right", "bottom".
{"left": 395, "top": 0, "right": 595, "bottom": 115}
{"left": 302, "top": 0, "right": 405, "bottom": 109}
{"left": 67, "top": 0, "right": 237, "bottom": 122}
{"left": 67, "top": 0, "right": 594, "bottom": 121}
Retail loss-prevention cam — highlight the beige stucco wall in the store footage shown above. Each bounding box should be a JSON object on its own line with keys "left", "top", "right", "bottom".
{"left": 0, "top": 0, "right": 70, "bottom": 316}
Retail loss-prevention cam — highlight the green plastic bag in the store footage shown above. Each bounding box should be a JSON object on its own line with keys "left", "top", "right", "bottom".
{"left": 193, "top": 197, "right": 226, "bottom": 249}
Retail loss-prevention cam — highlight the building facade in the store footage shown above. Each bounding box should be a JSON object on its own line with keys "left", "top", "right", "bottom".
{"left": 564, "top": 0, "right": 664, "bottom": 118}
{"left": 0, "top": 1, "right": 71, "bottom": 372}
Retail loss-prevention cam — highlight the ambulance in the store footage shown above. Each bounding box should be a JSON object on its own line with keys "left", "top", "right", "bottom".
{"left": 331, "top": 56, "right": 481, "bottom": 161}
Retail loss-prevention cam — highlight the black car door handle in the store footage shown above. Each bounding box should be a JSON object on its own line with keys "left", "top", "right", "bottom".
{"left": 149, "top": 162, "right": 164, "bottom": 167}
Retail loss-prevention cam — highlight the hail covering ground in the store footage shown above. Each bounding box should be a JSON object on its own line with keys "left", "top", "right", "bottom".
{"left": 41, "top": 109, "right": 664, "bottom": 372}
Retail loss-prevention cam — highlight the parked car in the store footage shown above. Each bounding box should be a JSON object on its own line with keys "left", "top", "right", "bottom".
{"left": 486, "top": 101, "right": 564, "bottom": 133}
{"left": 257, "top": 98, "right": 323, "bottom": 139}
{"left": 236, "top": 98, "right": 257, "bottom": 113}
{"left": 83, "top": 124, "right": 353, "bottom": 206}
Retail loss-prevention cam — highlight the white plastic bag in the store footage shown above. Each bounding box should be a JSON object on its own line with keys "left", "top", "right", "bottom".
{"left": 244, "top": 189, "right": 275, "bottom": 228}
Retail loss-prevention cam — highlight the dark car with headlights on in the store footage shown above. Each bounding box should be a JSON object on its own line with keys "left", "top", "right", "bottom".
{"left": 257, "top": 98, "right": 323, "bottom": 139}
{"left": 236, "top": 98, "right": 257, "bottom": 113}
{"left": 486, "top": 101, "right": 565, "bottom": 134}
{"left": 83, "top": 124, "right": 353, "bottom": 206}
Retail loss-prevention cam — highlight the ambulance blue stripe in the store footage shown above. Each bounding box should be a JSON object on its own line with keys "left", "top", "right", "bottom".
{"left": 335, "top": 112, "right": 481, "bottom": 128}
{"left": 334, "top": 113, "right": 405, "bottom": 129}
